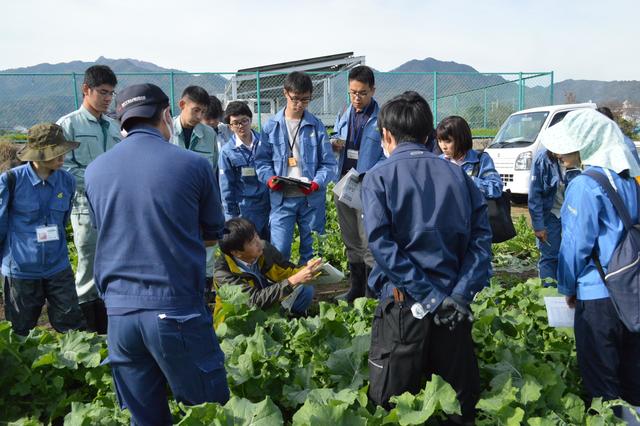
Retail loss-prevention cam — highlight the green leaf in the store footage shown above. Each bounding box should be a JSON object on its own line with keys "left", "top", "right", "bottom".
{"left": 387, "top": 375, "right": 460, "bottom": 425}
{"left": 519, "top": 375, "right": 542, "bottom": 404}
{"left": 527, "top": 416, "right": 561, "bottom": 426}
{"left": 477, "top": 375, "right": 518, "bottom": 414}
{"left": 560, "top": 393, "right": 585, "bottom": 423}
{"left": 7, "top": 418, "right": 42, "bottom": 426}
{"left": 292, "top": 402, "right": 367, "bottom": 426}
{"left": 63, "top": 400, "right": 129, "bottom": 426}
{"left": 325, "top": 335, "right": 370, "bottom": 389}
{"left": 177, "top": 401, "right": 226, "bottom": 425}
{"left": 223, "top": 396, "right": 283, "bottom": 426}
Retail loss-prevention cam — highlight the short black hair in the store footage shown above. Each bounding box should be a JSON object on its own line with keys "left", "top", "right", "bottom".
{"left": 219, "top": 218, "right": 258, "bottom": 255}
{"left": 378, "top": 92, "right": 434, "bottom": 144}
{"left": 121, "top": 102, "right": 168, "bottom": 132}
{"left": 83, "top": 65, "right": 117, "bottom": 88}
{"left": 436, "top": 116, "right": 473, "bottom": 158}
{"left": 348, "top": 66, "right": 375, "bottom": 87}
{"left": 205, "top": 96, "right": 224, "bottom": 120}
{"left": 181, "top": 85, "right": 210, "bottom": 106}
{"left": 224, "top": 101, "right": 253, "bottom": 124}
{"left": 596, "top": 106, "right": 615, "bottom": 121}
{"left": 284, "top": 71, "right": 313, "bottom": 94}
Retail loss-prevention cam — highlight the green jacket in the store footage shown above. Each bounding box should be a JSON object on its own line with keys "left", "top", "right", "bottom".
{"left": 213, "top": 241, "right": 302, "bottom": 309}
{"left": 57, "top": 105, "right": 121, "bottom": 191}
{"left": 171, "top": 117, "right": 218, "bottom": 170}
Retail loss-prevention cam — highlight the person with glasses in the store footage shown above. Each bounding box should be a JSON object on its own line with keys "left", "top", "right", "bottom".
{"left": 56, "top": 65, "right": 121, "bottom": 334}
{"left": 218, "top": 101, "right": 270, "bottom": 239}
{"left": 331, "top": 66, "right": 384, "bottom": 303}
{"left": 255, "top": 72, "right": 336, "bottom": 263}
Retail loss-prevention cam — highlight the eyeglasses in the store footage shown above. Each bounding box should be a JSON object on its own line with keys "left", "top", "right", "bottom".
{"left": 229, "top": 118, "right": 251, "bottom": 128}
{"left": 286, "top": 93, "right": 312, "bottom": 104}
{"left": 94, "top": 89, "right": 116, "bottom": 97}
{"left": 349, "top": 90, "right": 370, "bottom": 99}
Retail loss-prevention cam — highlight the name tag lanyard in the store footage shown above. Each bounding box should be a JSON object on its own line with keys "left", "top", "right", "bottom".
{"left": 238, "top": 138, "right": 258, "bottom": 165}
{"left": 349, "top": 110, "right": 368, "bottom": 150}
{"left": 288, "top": 121, "right": 302, "bottom": 167}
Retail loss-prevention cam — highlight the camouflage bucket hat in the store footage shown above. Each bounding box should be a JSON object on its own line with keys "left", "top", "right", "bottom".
{"left": 17, "top": 123, "right": 80, "bottom": 162}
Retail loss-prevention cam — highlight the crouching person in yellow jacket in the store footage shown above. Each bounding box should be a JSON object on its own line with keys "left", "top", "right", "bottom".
{"left": 214, "top": 218, "right": 321, "bottom": 317}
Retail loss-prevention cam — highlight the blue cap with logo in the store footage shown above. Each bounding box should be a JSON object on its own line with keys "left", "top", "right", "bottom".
{"left": 115, "top": 83, "right": 169, "bottom": 129}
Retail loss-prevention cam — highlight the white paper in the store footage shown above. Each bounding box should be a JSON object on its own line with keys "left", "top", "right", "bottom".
{"left": 544, "top": 296, "right": 575, "bottom": 328}
{"left": 306, "top": 263, "right": 345, "bottom": 285}
{"left": 334, "top": 168, "right": 363, "bottom": 210}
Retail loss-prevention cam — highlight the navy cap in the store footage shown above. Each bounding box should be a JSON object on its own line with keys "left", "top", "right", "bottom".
{"left": 115, "top": 83, "right": 169, "bottom": 129}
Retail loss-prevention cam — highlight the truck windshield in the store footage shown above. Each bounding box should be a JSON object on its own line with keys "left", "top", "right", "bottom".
{"left": 488, "top": 112, "right": 549, "bottom": 148}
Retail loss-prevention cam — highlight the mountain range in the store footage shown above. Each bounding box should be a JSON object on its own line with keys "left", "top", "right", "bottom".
{"left": 1, "top": 56, "right": 637, "bottom": 130}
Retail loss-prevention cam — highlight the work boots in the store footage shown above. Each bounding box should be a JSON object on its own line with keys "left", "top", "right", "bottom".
{"left": 345, "top": 262, "right": 367, "bottom": 303}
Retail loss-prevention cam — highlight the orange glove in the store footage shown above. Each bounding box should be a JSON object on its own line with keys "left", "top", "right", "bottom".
{"left": 267, "top": 176, "right": 283, "bottom": 191}
{"left": 301, "top": 181, "right": 319, "bottom": 195}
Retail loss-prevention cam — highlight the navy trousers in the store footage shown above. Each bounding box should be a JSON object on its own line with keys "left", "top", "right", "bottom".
{"left": 537, "top": 213, "right": 562, "bottom": 282}
{"left": 574, "top": 297, "right": 640, "bottom": 406}
{"left": 106, "top": 305, "right": 229, "bottom": 426}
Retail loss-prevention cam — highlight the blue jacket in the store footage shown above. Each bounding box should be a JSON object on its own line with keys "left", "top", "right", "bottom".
{"left": 0, "top": 163, "right": 75, "bottom": 279}
{"left": 528, "top": 148, "right": 580, "bottom": 231}
{"left": 255, "top": 108, "right": 337, "bottom": 209}
{"left": 218, "top": 131, "right": 270, "bottom": 219}
{"left": 558, "top": 166, "right": 639, "bottom": 300}
{"left": 362, "top": 142, "right": 493, "bottom": 311}
{"left": 85, "top": 126, "right": 225, "bottom": 312}
{"left": 333, "top": 101, "right": 385, "bottom": 174}
{"left": 440, "top": 150, "right": 503, "bottom": 199}
{"left": 623, "top": 135, "right": 640, "bottom": 168}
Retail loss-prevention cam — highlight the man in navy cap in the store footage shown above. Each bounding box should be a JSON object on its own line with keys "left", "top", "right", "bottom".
{"left": 85, "top": 83, "right": 229, "bottom": 425}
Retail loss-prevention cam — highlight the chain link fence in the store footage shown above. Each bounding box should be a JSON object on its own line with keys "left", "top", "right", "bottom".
{"left": 0, "top": 71, "right": 553, "bottom": 136}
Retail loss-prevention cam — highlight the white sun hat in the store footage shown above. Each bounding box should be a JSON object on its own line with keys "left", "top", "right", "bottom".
{"left": 540, "top": 108, "right": 640, "bottom": 176}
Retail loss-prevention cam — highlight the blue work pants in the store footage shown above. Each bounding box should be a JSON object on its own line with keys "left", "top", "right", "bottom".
{"left": 270, "top": 196, "right": 314, "bottom": 263}
{"left": 106, "top": 305, "right": 229, "bottom": 426}
{"left": 537, "top": 213, "right": 562, "bottom": 282}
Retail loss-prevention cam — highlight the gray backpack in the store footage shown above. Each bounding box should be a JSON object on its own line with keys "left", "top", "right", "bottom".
{"left": 585, "top": 170, "right": 640, "bottom": 332}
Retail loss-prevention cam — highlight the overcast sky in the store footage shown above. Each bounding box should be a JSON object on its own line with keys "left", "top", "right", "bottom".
{"left": 1, "top": 0, "right": 637, "bottom": 82}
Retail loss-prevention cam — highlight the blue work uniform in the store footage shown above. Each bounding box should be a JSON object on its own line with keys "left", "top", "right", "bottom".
{"left": 623, "top": 135, "right": 640, "bottom": 168}
{"left": 441, "top": 149, "right": 503, "bottom": 199}
{"left": 85, "top": 125, "right": 229, "bottom": 426}
{"left": 558, "top": 166, "right": 640, "bottom": 405}
{"left": 528, "top": 148, "right": 580, "bottom": 281}
{"left": 0, "top": 164, "right": 85, "bottom": 335}
{"left": 333, "top": 101, "right": 384, "bottom": 175}
{"left": 218, "top": 131, "right": 270, "bottom": 238}
{"left": 363, "top": 142, "right": 493, "bottom": 310}
{"left": 362, "top": 142, "right": 491, "bottom": 421}
{"left": 0, "top": 163, "right": 75, "bottom": 278}
{"left": 255, "top": 108, "right": 336, "bottom": 262}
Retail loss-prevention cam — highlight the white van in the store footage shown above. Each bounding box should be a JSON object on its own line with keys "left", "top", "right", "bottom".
{"left": 484, "top": 103, "right": 596, "bottom": 197}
